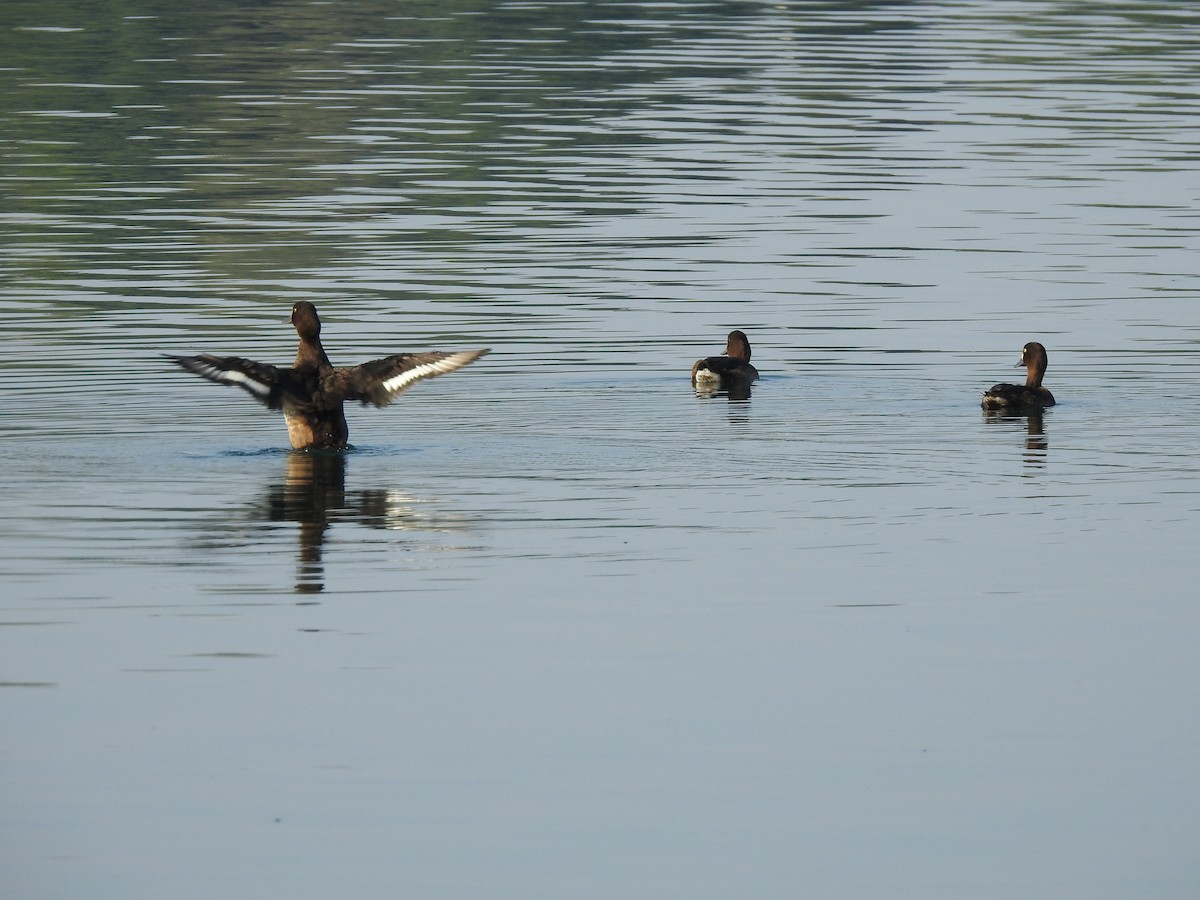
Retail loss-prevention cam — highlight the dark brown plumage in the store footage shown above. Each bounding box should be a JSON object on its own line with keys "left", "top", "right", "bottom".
{"left": 168, "top": 301, "right": 488, "bottom": 449}
{"left": 982, "top": 341, "right": 1055, "bottom": 411}
{"left": 691, "top": 330, "right": 759, "bottom": 391}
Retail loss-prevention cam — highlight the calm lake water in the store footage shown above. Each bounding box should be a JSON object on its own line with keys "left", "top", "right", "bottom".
{"left": 3, "top": 2, "right": 1199, "bottom": 898}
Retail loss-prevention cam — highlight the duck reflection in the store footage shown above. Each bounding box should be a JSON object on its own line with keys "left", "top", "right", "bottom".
{"left": 255, "top": 451, "right": 471, "bottom": 593}
{"left": 983, "top": 408, "right": 1048, "bottom": 468}
{"left": 694, "top": 384, "right": 753, "bottom": 429}
{"left": 262, "top": 452, "right": 344, "bottom": 593}
{"left": 694, "top": 382, "right": 753, "bottom": 402}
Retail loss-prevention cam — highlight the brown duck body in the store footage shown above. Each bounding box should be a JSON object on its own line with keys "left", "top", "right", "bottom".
{"left": 691, "top": 330, "right": 759, "bottom": 390}
{"left": 982, "top": 341, "right": 1055, "bottom": 411}
{"left": 169, "top": 301, "right": 488, "bottom": 449}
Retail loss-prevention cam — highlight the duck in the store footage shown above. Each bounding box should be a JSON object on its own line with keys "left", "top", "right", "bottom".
{"left": 691, "top": 330, "right": 759, "bottom": 391}
{"left": 167, "top": 301, "right": 488, "bottom": 450}
{"left": 981, "top": 341, "right": 1055, "bottom": 411}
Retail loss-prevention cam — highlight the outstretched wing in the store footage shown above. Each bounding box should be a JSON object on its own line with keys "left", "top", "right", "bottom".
{"left": 338, "top": 349, "right": 489, "bottom": 407}
{"left": 166, "top": 354, "right": 286, "bottom": 409}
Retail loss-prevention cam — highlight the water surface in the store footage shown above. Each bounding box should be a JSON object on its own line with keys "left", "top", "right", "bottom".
{"left": 2, "top": 2, "right": 1199, "bottom": 898}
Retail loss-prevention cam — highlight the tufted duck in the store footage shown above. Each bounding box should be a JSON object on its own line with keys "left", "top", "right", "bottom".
{"left": 981, "top": 341, "right": 1055, "bottom": 411}
{"left": 691, "top": 330, "right": 759, "bottom": 391}
{"left": 168, "top": 301, "right": 488, "bottom": 449}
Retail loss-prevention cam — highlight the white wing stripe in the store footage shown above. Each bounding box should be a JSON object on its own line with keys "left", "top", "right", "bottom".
{"left": 196, "top": 364, "right": 272, "bottom": 398}
{"left": 379, "top": 352, "right": 480, "bottom": 395}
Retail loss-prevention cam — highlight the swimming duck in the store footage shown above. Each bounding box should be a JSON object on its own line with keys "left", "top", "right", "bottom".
{"left": 691, "top": 330, "right": 759, "bottom": 391}
{"left": 168, "top": 301, "right": 488, "bottom": 450}
{"left": 981, "top": 341, "right": 1055, "bottom": 411}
